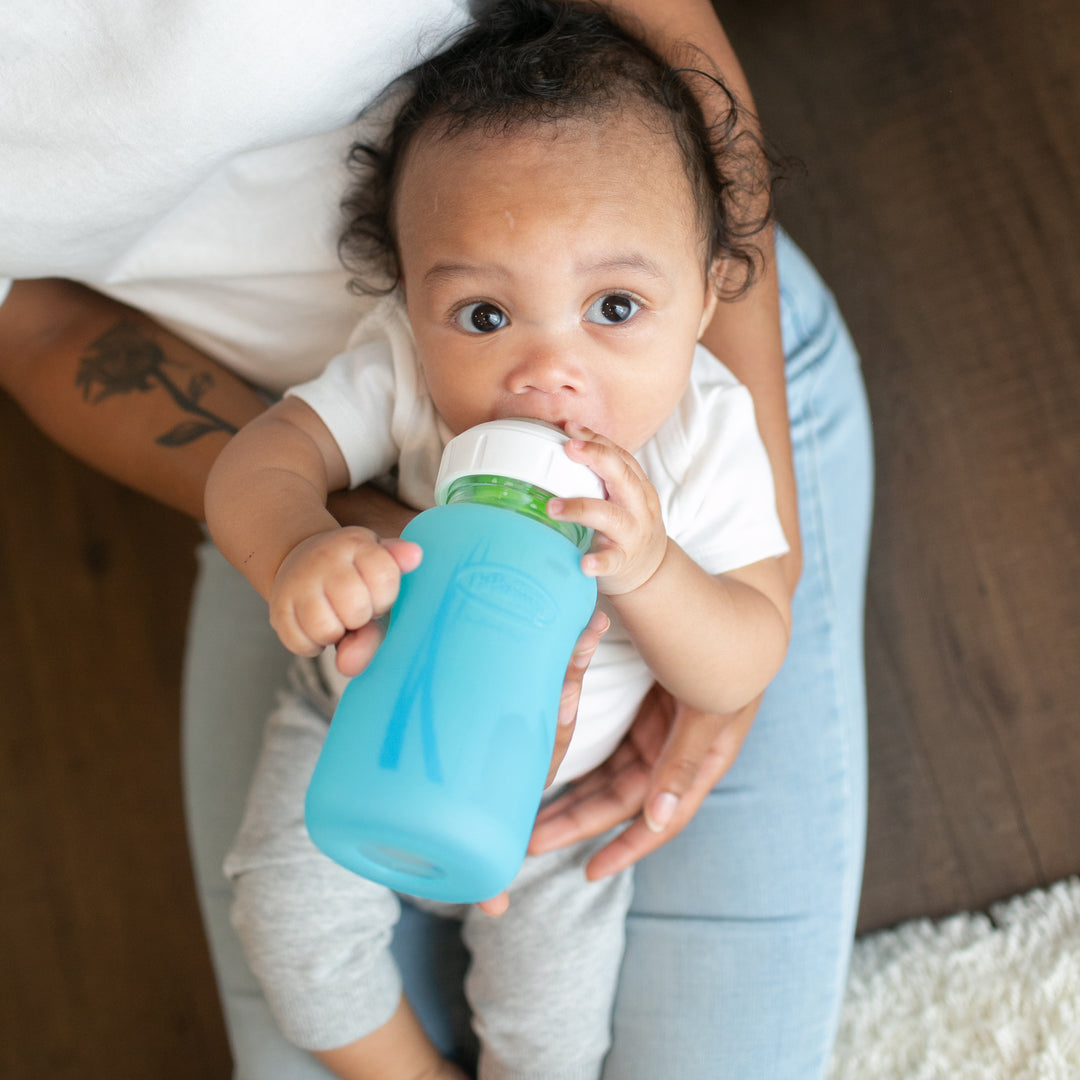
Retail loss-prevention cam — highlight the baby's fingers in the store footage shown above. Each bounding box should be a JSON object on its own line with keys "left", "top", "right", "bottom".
{"left": 382, "top": 537, "right": 423, "bottom": 575}
{"left": 548, "top": 495, "right": 636, "bottom": 547}
{"left": 294, "top": 546, "right": 392, "bottom": 642}
{"left": 335, "top": 621, "right": 387, "bottom": 677}
{"left": 563, "top": 424, "right": 650, "bottom": 503}
{"left": 269, "top": 530, "right": 419, "bottom": 656}
{"left": 272, "top": 591, "right": 344, "bottom": 656}
{"left": 476, "top": 892, "right": 510, "bottom": 917}
{"left": 347, "top": 538, "right": 419, "bottom": 620}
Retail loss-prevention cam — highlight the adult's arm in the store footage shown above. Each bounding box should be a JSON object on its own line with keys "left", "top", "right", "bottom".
{"left": 0, "top": 278, "right": 417, "bottom": 535}
{"left": 532, "top": 1, "right": 800, "bottom": 875}
{"left": 0, "top": 279, "right": 266, "bottom": 520}
{"left": 600, "top": 0, "right": 801, "bottom": 589}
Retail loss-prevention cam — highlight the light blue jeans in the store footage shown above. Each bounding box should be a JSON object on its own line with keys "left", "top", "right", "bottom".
{"left": 182, "top": 227, "right": 873, "bottom": 1079}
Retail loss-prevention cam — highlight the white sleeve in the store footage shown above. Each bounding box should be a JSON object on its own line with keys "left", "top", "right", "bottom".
{"left": 652, "top": 348, "right": 790, "bottom": 575}
{"left": 0, "top": 279, "right": 12, "bottom": 308}
{"left": 284, "top": 337, "right": 398, "bottom": 490}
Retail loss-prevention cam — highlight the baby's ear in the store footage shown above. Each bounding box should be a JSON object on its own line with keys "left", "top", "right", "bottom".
{"left": 697, "top": 264, "right": 721, "bottom": 339}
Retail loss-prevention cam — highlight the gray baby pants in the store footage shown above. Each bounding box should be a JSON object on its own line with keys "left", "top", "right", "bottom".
{"left": 225, "top": 690, "right": 633, "bottom": 1080}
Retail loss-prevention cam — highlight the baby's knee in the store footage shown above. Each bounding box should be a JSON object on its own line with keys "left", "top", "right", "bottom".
{"left": 230, "top": 861, "right": 397, "bottom": 965}
{"left": 229, "top": 862, "right": 404, "bottom": 1050}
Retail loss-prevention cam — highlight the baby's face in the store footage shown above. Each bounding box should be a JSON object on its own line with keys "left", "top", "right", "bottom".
{"left": 394, "top": 109, "right": 717, "bottom": 452}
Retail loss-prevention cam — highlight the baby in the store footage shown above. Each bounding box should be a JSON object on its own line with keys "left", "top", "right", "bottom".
{"left": 205, "top": 2, "right": 792, "bottom": 1077}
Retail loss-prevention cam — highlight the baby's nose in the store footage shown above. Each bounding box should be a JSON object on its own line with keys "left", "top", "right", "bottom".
{"left": 507, "top": 344, "right": 585, "bottom": 395}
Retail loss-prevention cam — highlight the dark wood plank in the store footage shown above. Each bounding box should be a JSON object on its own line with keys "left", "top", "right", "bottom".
{"left": 0, "top": 397, "right": 230, "bottom": 1079}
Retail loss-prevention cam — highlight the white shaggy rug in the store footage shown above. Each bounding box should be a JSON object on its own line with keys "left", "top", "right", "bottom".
{"left": 828, "top": 877, "right": 1080, "bottom": 1079}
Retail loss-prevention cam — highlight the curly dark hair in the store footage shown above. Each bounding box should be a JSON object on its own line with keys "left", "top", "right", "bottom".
{"left": 339, "top": 0, "right": 781, "bottom": 299}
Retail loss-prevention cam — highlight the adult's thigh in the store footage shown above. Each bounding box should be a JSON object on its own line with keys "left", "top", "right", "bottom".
{"left": 182, "top": 539, "right": 339, "bottom": 1078}
{"left": 603, "top": 229, "right": 873, "bottom": 1080}
{"left": 182, "top": 541, "right": 470, "bottom": 1075}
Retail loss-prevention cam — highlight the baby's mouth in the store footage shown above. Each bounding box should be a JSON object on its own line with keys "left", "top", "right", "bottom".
{"left": 502, "top": 411, "right": 578, "bottom": 433}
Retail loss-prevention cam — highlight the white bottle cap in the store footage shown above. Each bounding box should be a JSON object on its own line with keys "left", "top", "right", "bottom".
{"left": 435, "top": 419, "right": 604, "bottom": 505}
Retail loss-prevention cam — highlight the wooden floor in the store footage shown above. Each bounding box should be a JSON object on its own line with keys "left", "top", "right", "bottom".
{"left": 724, "top": 0, "right": 1080, "bottom": 930}
{"left": 2, "top": 1, "right": 1078, "bottom": 1076}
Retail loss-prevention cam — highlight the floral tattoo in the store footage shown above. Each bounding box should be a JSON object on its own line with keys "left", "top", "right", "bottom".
{"left": 75, "top": 322, "right": 238, "bottom": 446}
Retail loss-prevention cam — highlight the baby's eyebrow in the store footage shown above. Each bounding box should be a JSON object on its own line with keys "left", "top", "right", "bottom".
{"left": 421, "top": 253, "right": 668, "bottom": 287}
{"left": 577, "top": 253, "right": 668, "bottom": 280}
{"left": 423, "top": 261, "right": 510, "bottom": 287}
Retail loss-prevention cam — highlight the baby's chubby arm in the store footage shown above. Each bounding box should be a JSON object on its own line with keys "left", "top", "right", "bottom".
{"left": 548, "top": 424, "right": 791, "bottom": 715}
{"left": 204, "top": 397, "right": 421, "bottom": 658}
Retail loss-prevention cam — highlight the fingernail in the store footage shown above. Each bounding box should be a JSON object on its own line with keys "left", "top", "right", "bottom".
{"left": 547, "top": 498, "right": 564, "bottom": 516}
{"left": 644, "top": 791, "right": 678, "bottom": 833}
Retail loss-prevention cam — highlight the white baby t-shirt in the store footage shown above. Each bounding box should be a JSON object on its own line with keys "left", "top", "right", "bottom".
{"left": 289, "top": 298, "right": 790, "bottom": 783}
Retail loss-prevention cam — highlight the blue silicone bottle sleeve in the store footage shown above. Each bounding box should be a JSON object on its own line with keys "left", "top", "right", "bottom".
{"left": 304, "top": 502, "right": 597, "bottom": 902}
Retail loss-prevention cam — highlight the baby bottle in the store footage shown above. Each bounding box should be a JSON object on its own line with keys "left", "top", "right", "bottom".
{"left": 304, "top": 418, "right": 602, "bottom": 903}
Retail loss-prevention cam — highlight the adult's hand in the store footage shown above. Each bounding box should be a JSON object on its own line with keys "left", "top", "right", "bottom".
{"left": 528, "top": 683, "right": 757, "bottom": 881}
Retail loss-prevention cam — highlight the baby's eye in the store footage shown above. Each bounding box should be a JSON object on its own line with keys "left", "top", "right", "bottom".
{"left": 584, "top": 294, "right": 640, "bottom": 325}
{"left": 456, "top": 302, "right": 508, "bottom": 334}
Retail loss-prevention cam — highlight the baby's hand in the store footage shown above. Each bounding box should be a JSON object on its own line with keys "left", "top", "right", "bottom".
{"left": 269, "top": 527, "right": 422, "bottom": 657}
{"left": 547, "top": 425, "right": 667, "bottom": 596}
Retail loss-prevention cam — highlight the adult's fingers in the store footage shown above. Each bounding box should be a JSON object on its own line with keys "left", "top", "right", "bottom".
{"left": 531, "top": 685, "right": 674, "bottom": 850}
{"left": 530, "top": 691, "right": 759, "bottom": 878}
{"left": 584, "top": 702, "right": 757, "bottom": 880}
{"left": 639, "top": 703, "right": 729, "bottom": 834}
{"left": 544, "top": 608, "right": 610, "bottom": 787}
